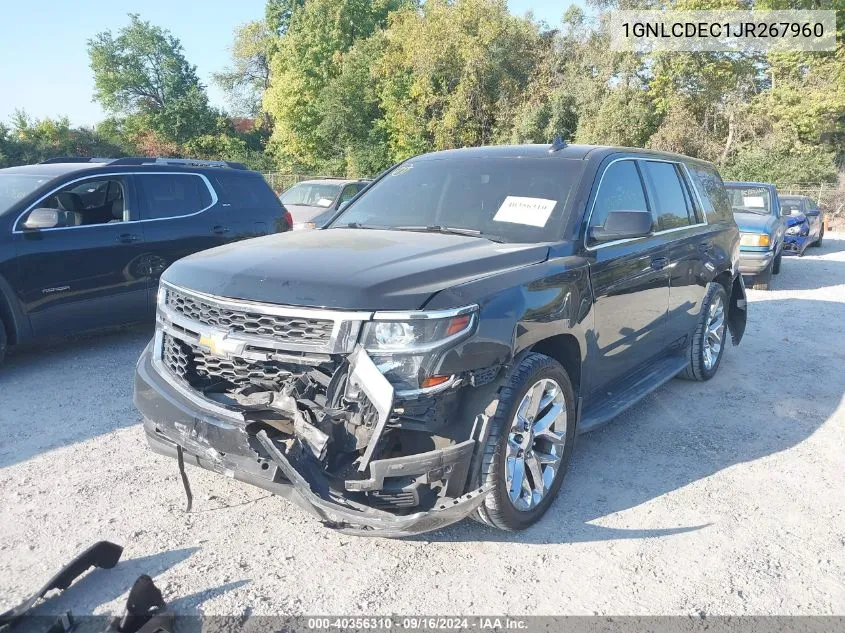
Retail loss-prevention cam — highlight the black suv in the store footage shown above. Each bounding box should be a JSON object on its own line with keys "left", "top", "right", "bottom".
{"left": 0, "top": 157, "right": 290, "bottom": 364}
{"left": 135, "top": 144, "right": 747, "bottom": 536}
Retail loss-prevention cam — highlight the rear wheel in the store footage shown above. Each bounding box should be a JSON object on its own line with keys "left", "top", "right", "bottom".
{"left": 679, "top": 283, "right": 728, "bottom": 381}
{"left": 474, "top": 353, "right": 576, "bottom": 531}
{"left": 0, "top": 316, "right": 7, "bottom": 367}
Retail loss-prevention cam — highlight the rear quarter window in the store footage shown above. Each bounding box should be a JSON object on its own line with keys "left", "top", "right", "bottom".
{"left": 212, "top": 172, "right": 282, "bottom": 209}
{"left": 137, "top": 174, "right": 212, "bottom": 220}
{"left": 686, "top": 163, "right": 731, "bottom": 224}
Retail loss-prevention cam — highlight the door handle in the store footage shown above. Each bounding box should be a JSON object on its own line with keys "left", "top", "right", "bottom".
{"left": 117, "top": 233, "right": 140, "bottom": 243}
{"left": 650, "top": 256, "right": 669, "bottom": 270}
{"left": 212, "top": 225, "right": 230, "bottom": 235}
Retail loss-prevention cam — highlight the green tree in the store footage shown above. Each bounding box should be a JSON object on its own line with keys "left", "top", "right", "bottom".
{"left": 263, "top": 0, "right": 407, "bottom": 172}
{"left": 376, "top": 0, "right": 544, "bottom": 161}
{"left": 214, "top": 20, "right": 275, "bottom": 117}
{"left": 88, "top": 14, "right": 218, "bottom": 144}
{"left": 266, "top": 0, "right": 306, "bottom": 36}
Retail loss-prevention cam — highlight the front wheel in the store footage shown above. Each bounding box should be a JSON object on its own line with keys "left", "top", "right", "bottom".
{"left": 679, "top": 283, "right": 728, "bottom": 381}
{"left": 752, "top": 261, "right": 773, "bottom": 290}
{"left": 813, "top": 228, "right": 824, "bottom": 247}
{"left": 474, "top": 353, "right": 576, "bottom": 531}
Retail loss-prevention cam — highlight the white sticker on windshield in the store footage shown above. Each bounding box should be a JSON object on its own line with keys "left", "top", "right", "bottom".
{"left": 493, "top": 196, "right": 557, "bottom": 227}
{"left": 743, "top": 196, "right": 765, "bottom": 208}
{"left": 316, "top": 198, "right": 334, "bottom": 207}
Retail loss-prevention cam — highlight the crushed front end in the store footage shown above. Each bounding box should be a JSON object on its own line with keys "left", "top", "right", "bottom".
{"left": 134, "top": 282, "right": 492, "bottom": 536}
{"left": 783, "top": 214, "right": 812, "bottom": 256}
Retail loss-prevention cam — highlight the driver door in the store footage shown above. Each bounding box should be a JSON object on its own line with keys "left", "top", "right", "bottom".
{"left": 584, "top": 159, "right": 670, "bottom": 396}
{"left": 12, "top": 174, "right": 148, "bottom": 335}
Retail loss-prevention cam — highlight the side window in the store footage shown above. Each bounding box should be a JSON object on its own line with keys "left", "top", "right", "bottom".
{"left": 588, "top": 160, "right": 650, "bottom": 242}
{"left": 36, "top": 178, "right": 127, "bottom": 226}
{"left": 212, "top": 172, "right": 280, "bottom": 209}
{"left": 687, "top": 163, "right": 731, "bottom": 223}
{"left": 339, "top": 184, "right": 361, "bottom": 205}
{"left": 137, "top": 174, "right": 212, "bottom": 220}
{"left": 640, "top": 161, "right": 694, "bottom": 231}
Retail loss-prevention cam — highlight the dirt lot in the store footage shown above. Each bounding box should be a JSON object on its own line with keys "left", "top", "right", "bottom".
{"left": 1, "top": 236, "right": 844, "bottom": 618}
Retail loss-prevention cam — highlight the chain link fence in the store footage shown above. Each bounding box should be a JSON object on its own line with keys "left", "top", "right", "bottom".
{"left": 775, "top": 180, "right": 845, "bottom": 229}
{"left": 262, "top": 173, "right": 320, "bottom": 194}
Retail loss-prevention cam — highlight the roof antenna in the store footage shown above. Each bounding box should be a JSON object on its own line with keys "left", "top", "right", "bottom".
{"left": 549, "top": 135, "right": 568, "bottom": 153}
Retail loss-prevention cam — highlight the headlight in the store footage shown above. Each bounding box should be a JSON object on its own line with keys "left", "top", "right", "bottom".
{"left": 785, "top": 225, "right": 800, "bottom": 236}
{"left": 361, "top": 308, "right": 477, "bottom": 393}
{"left": 740, "top": 233, "right": 771, "bottom": 247}
{"left": 156, "top": 284, "right": 168, "bottom": 310}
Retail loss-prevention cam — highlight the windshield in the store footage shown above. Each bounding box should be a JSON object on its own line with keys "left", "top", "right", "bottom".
{"left": 0, "top": 174, "right": 52, "bottom": 215}
{"left": 726, "top": 185, "right": 773, "bottom": 215}
{"left": 329, "top": 157, "right": 582, "bottom": 243}
{"left": 779, "top": 197, "right": 804, "bottom": 214}
{"left": 281, "top": 182, "right": 342, "bottom": 207}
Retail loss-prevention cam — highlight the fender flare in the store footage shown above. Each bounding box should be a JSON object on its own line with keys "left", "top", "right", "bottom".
{"left": 0, "top": 273, "right": 30, "bottom": 345}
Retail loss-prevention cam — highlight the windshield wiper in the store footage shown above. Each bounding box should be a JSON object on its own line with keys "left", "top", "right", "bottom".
{"left": 392, "top": 225, "right": 504, "bottom": 243}
{"left": 336, "top": 222, "right": 379, "bottom": 229}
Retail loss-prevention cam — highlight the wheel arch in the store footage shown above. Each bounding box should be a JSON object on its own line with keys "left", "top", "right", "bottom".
{"left": 0, "top": 273, "right": 29, "bottom": 345}
{"left": 529, "top": 333, "right": 582, "bottom": 397}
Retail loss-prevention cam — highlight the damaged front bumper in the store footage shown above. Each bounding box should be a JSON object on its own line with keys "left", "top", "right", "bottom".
{"left": 783, "top": 233, "right": 811, "bottom": 255}
{"left": 134, "top": 342, "right": 490, "bottom": 537}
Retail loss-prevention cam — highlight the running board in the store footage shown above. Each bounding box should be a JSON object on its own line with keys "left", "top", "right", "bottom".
{"left": 577, "top": 356, "right": 688, "bottom": 434}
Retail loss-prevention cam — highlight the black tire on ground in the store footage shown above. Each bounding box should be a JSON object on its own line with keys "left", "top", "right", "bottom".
{"left": 772, "top": 252, "right": 782, "bottom": 275}
{"left": 473, "top": 352, "right": 577, "bottom": 531}
{"left": 752, "top": 261, "right": 773, "bottom": 290}
{"left": 679, "top": 283, "right": 729, "bottom": 382}
{"left": 0, "top": 316, "right": 6, "bottom": 367}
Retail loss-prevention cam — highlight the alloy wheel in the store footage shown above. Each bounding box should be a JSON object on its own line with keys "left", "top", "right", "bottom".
{"left": 702, "top": 294, "right": 726, "bottom": 371}
{"left": 505, "top": 378, "right": 567, "bottom": 511}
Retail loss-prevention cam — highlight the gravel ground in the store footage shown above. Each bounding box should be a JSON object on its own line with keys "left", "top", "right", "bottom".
{"left": 1, "top": 235, "right": 844, "bottom": 618}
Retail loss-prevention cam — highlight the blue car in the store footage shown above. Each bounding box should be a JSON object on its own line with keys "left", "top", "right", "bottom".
{"left": 725, "top": 181, "right": 786, "bottom": 290}
{"left": 779, "top": 194, "right": 825, "bottom": 249}
{"left": 782, "top": 211, "right": 812, "bottom": 256}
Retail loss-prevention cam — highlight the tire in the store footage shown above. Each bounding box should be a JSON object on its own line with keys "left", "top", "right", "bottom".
{"left": 679, "top": 283, "right": 728, "bottom": 382}
{"left": 0, "top": 316, "right": 6, "bottom": 367}
{"left": 813, "top": 228, "right": 824, "bottom": 247}
{"left": 473, "top": 353, "right": 576, "bottom": 531}
{"left": 772, "top": 252, "right": 782, "bottom": 275}
{"left": 752, "top": 261, "right": 773, "bottom": 290}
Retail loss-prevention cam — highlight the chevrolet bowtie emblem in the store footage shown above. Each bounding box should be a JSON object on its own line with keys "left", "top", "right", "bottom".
{"left": 198, "top": 332, "right": 244, "bottom": 357}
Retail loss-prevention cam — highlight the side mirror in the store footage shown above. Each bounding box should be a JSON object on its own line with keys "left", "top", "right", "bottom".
{"left": 22, "top": 208, "right": 65, "bottom": 230}
{"left": 590, "top": 210, "right": 653, "bottom": 243}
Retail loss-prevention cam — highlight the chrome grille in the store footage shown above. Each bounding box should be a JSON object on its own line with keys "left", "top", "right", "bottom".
{"left": 166, "top": 287, "right": 334, "bottom": 345}
{"left": 163, "top": 334, "right": 294, "bottom": 387}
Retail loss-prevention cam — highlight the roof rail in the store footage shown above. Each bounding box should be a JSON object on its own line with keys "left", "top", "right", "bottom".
{"left": 39, "top": 157, "right": 116, "bottom": 164}
{"left": 107, "top": 157, "right": 249, "bottom": 170}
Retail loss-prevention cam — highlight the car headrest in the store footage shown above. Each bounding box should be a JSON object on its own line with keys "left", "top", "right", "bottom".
{"left": 56, "top": 192, "right": 84, "bottom": 213}
{"left": 112, "top": 198, "right": 124, "bottom": 221}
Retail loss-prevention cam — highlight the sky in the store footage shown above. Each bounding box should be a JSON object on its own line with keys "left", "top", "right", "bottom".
{"left": 0, "top": 1, "right": 573, "bottom": 128}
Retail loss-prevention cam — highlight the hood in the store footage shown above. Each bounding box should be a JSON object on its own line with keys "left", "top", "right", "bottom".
{"left": 784, "top": 212, "right": 808, "bottom": 228}
{"left": 733, "top": 211, "right": 777, "bottom": 234}
{"left": 162, "top": 228, "right": 550, "bottom": 311}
